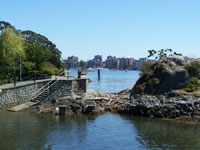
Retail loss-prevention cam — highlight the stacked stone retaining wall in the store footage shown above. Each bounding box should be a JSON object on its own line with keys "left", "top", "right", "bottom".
{"left": 0, "top": 78, "right": 88, "bottom": 109}
{"left": 0, "top": 82, "right": 48, "bottom": 108}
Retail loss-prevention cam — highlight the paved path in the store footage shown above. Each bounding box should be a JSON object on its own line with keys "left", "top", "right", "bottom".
{"left": 1, "top": 75, "right": 79, "bottom": 112}
{"left": 0, "top": 75, "right": 75, "bottom": 90}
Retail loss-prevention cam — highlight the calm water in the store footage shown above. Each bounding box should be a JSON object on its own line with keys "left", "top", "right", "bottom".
{"left": 68, "top": 69, "right": 140, "bottom": 93}
{"left": 1, "top": 111, "right": 200, "bottom": 150}
{"left": 1, "top": 70, "right": 200, "bottom": 150}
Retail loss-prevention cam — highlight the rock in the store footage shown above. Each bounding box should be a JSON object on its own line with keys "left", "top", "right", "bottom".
{"left": 34, "top": 86, "right": 200, "bottom": 122}
{"left": 167, "top": 55, "right": 191, "bottom": 66}
{"left": 118, "top": 87, "right": 132, "bottom": 95}
{"left": 157, "top": 68, "right": 190, "bottom": 94}
{"left": 131, "top": 56, "right": 190, "bottom": 95}
{"left": 83, "top": 101, "right": 95, "bottom": 113}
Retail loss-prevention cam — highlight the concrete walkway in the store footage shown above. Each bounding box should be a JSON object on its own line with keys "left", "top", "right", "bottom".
{"left": 0, "top": 75, "right": 75, "bottom": 90}
{"left": 7, "top": 101, "right": 39, "bottom": 112}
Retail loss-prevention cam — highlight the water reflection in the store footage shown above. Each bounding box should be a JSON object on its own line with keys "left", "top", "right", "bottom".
{"left": 43, "top": 115, "right": 96, "bottom": 150}
{"left": 0, "top": 111, "right": 98, "bottom": 150}
{"left": 0, "top": 111, "right": 49, "bottom": 150}
{"left": 121, "top": 115, "right": 200, "bottom": 150}
{"left": 1, "top": 111, "right": 200, "bottom": 150}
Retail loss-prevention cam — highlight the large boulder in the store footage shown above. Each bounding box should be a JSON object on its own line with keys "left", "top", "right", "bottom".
{"left": 131, "top": 56, "right": 190, "bottom": 96}
{"left": 156, "top": 68, "right": 190, "bottom": 94}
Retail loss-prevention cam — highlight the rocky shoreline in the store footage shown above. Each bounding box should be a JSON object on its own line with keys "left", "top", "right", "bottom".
{"left": 31, "top": 88, "right": 200, "bottom": 122}
{"left": 30, "top": 55, "right": 200, "bottom": 122}
{"left": 123, "top": 92, "right": 200, "bottom": 121}
{"left": 35, "top": 89, "right": 129, "bottom": 115}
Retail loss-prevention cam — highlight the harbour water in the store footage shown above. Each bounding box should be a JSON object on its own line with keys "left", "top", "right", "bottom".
{"left": 69, "top": 69, "right": 140, "bottom": 93}
{"left": 1, "top": 70, "right": 200, "bottom": 150}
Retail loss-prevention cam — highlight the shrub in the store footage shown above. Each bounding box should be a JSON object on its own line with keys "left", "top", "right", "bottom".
{"left": 185, "top": 62, "right": 200, "bottom": 78}
{"left": 39, "top": 68, "right": 54, "bottom": 76}
{"left": 185, "top": 77, "right": 200, "bottom": 92}
{"left": 140, "top": 61, "right": 154, "bottom": 76}
{"left": 41, "top": 62, "right": 59, "bottom": 73}
{"left": 41, "top": 62, "right": 65, "bottom": 76}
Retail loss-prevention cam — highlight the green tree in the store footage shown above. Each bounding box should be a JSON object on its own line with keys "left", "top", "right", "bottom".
{"left": 0, "top": 21, "right": 16, "bottom": 33}
{"left": 0, "top": 28, "right": 24, "bottom": 84}
{"left": 0, "top": 21, "right": 63, "bottom": 69}
{"left": 25, "top": 41, "right": 51, "bottom": 70}
{"left": 22, "top": 30, "right": 63, "bottom": 69}
{"left": 79, "top": 60, "right": 88, "bottom": 68}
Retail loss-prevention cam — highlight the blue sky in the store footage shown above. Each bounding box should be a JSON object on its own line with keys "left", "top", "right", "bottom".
{"left": 1, "top": 0, "right": 200, "bottom": 60}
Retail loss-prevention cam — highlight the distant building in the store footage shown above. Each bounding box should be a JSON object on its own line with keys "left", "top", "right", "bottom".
{"left": 64, "top": 56, "right": 79, "bottom": 69}
{"left": 138, "top": 58, "right": 147, "bottom": 68}
{"left": 88, "top": 55, "right": 103, "bottom": 68}
{"left": 105, "top": 56, "right": 135, "bottom": 70}
{"left": 105, "top": 56, "right": 118, "bottom": 69}
{"left": 133, "top": 60, "right": 139, "bottom": 70}
{"left": 118, "top": 57, "right": 134, "bottom": 69}
{"left": 88, "top": 60, "right": 95, "bottom": 68}
{"left": 63, "top": 54, "right": 150, "bottom": 70}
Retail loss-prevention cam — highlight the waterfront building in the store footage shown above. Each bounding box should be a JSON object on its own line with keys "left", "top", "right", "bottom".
{"left": 64, "top": 56, "right": 79, "bottom": 69}
{"left": 133, "top": 60, "right": 139, "bottom": 70}
{"left": 105, "top": 56, "right": 118, "bottom": 69}
{"left": 118, "top": 57, "right": 135, "bottom": 70}
{"left": 105, "top": 56, "right": 135, "bottom": 70}
{"left": 88, "top": 55, "right": 103, "bottom": 68}
{"left": 138, "top": 58, "right": 147, "bottom": 68}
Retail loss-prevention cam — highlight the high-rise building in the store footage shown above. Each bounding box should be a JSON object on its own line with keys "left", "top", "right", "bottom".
{"left": 88, "top": 55, "right": 103, "bottom": 68}
{"left": 64, "top": 56, "right": 79, "bottom": 68}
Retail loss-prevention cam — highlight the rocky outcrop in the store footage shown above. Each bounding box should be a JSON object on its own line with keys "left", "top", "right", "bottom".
{"left": 131, "top": 56, "right": 190, "bottom": 96}
{"left": 37, "top": 90, "right": 128, "bottom": 114}
{"left": 120, "top": 93, "right": 200, "bottom": 121}
{"left": 33, "top": 88, "right": 200, "bottom": 121}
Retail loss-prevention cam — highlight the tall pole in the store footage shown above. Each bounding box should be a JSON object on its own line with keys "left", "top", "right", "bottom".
{"left": 19, "top": 53, "right": 22, "bottom": 81}
{"left": 98, "top": 69, "right": 100, "bottom": 81}
{"left": 14, "top": 74, "right": 16, "bottom": 87}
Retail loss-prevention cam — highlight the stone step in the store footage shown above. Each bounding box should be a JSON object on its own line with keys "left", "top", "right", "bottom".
{"left": 35, "top": 81, "right": 63, "bottom": 101}
{"left": 7, "top": 101, "right": 40, "bottom": 112}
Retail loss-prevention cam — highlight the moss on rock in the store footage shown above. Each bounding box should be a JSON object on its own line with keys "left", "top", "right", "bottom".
{"left": 131, "top": 56, "right": 191, "bottom": 96}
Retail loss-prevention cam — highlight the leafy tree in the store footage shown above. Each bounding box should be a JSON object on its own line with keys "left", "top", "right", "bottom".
{"left": 22, "top": 30, "right": 63, "bottom": 69}
{"left": 0, "top": 28, "right": 24, "bottom": 83}
{"left": 0, "top": 21, "right": 16, "bottom": 32}
{"left": 25, "top": 41, "right": 51, "bottom": 70}
{"left": 0, "top": 21, "right": 63, "bottom": 69}
{"left": 79, "top": 60, "right": 88, "bottom": 68}
{"left": 148, "top": 49, "right": 181, "bottom": 60}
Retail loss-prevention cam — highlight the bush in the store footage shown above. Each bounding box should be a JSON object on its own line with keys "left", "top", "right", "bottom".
{"left": 39, "top": 68, "right": 54, "bottom": 76}
{"left": 185, "top": 62, "right": 200, "bottom": 78}
{"left": 140, "top": 61, "right": 155, "bottom": 76}
{"left": 185, "top": 77, "right": 200, "bottom": 92}
{"left": 41, "top": 61, "right": 59, "bottom": 73}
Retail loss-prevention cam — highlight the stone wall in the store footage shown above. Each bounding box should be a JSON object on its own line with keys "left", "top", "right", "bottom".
{"left": 0, "top": 78, "right": 88, "bottom": 109}
{"left": 0, "top": 82, "right": 47, "bottom": 108}
{"left": 72, "top": 79, "right": 88, "bottom": 96}
{"left": 44, "top": 80, "right": 73, "bottom": 102}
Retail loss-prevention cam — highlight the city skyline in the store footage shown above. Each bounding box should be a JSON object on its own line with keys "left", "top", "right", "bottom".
{"left": 1, "top": 0, "right": 200, "bottom": 60}
{"left": 64, "top": 54, "right": 149, "bottom": 70}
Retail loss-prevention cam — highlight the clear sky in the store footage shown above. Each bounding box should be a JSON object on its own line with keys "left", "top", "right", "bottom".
{"left": 1, "top": 0, "right": 200, "bottom": 61}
